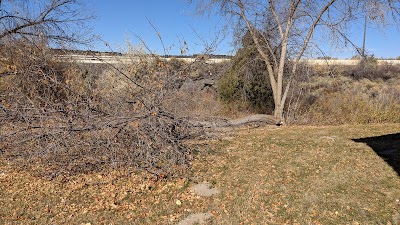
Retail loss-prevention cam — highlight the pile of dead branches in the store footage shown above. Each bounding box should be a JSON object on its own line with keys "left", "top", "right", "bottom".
{"left": 0, "top": 43, "right": 201, "bottom": 179}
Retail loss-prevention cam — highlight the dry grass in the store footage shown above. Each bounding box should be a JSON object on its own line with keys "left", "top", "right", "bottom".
{"left": 1, "top": 124, "right": 399, "bottom": 224}
{"left": 287, "top": 74, "right": 400, "bottom": 125}
{"left": 193, "top": 124, "right": 400, "bottom": 224}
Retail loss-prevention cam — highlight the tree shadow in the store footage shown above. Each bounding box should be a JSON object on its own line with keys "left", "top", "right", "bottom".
{"left": 353, "top": 133, "right": 400, "bottom": 176}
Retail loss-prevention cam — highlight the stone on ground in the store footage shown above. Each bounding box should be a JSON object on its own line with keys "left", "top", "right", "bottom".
{"left": 191, "top": 182, "right": 219, "bottom": 197}
{"left": 177, "top": 213, "right": 213, "bottom": 225}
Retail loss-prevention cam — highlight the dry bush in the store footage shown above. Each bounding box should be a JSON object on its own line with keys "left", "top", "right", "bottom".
{"left": 162, "top": 88, "right": 221, "bottom": 118}
{"left": 345, "top": 60, "right": 400, "bottom": 81}
{"left": 303, "top": 78, "right": 400, "bottom": 124}
{"left": 92, "top": 48, "right": 226, "bottom": 119}
{"left": 0, "top": 43, "right": 200, "bottom": 179}
{"left": 159, "top": 60, "right": 228, "bottom": 118}
{"left": 285, "top": 62, "right": 400, "bottom": 125}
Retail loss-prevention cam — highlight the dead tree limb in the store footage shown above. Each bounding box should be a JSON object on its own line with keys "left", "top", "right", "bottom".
{"left": 188, "top": 114, "right": 282, "bottom": 128}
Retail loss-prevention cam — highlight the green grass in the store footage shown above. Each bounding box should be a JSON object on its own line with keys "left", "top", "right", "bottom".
{"left": 0, "top": 124, "right": 399, "bottom": 224}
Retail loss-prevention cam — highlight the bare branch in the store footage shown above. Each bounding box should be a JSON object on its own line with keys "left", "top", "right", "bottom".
{"left": 146, "top": 17, "right": 168, "bottom": 55}
{"left": 294, "top": 0, "right": 336, "bottom": 64}
{"left": 0, "top": 0, "right": 93, "bottom": 45}
{"left": 268, "top": 0, "right": 284, "bottom": 38}
{"left": 237, "top": 0, "right": 277, "bottom": 92}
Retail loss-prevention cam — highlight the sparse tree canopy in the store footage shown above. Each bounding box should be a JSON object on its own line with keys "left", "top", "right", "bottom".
{"left": 190, "top": 0, "right": 400, "bottom": 121}
{"left": 0, "top": 0, "right": 93, "bottom": 45}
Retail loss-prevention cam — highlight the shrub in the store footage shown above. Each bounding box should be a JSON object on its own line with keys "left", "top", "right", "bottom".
{"left": 218, "top": 41, "right": 274, "bottom": 114}
{"left": 218, "top": 67, "right": 242, "bottom": 101}
{"left": 305, "top": 91, "right": 400, "bottom": 124}
{"left": 288, "top": 73, "right": 400, "bottom": 125}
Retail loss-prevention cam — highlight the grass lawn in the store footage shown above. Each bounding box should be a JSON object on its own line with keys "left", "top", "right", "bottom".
{"left": 1, "top": 124, "right": 399, "bottom": 224}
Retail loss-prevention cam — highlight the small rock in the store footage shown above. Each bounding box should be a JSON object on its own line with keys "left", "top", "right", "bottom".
{"left": 191, "top": 183, "right": 219, "bottom": 197}
{"left": 178, "top": 213, "right": 212, "bottom": 225}
{"left": 110, "top": 203, "right": 118, "bottom": 209}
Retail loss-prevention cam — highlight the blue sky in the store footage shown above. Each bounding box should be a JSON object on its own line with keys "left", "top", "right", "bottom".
{"left": 87, "top": 0, "right": 232, "bottom": 55}
{"left": 87, "top": 1, "right": 400, "bottom": 58}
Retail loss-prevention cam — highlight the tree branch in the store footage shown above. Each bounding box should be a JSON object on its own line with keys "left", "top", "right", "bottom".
{"left": 237, "top": 0, "right": 277, "bottom": 97}
{"left": 294, "top": 0, "right": 337, "bottom": 65}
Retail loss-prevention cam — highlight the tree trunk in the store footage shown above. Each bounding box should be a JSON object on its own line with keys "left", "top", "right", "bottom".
{"left": 273, "top": 102, "right": 284, "bottom": 122}
{"left": 188, "top": 114, "right": 282, "bottom": 128}
{"left": 271, "top": 66, "right": 286, "bottom": 123}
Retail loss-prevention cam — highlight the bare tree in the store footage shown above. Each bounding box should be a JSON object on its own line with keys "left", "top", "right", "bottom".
{"left": 190, "top": 0, "right": 400, "bottom": 121}
{"left": 0, "top": 0, "right": 93, "bottom": 45}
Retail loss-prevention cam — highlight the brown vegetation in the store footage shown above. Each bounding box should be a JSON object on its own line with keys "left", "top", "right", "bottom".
{"left": 0, "top": 43, "right": 203, "bottom": 179}
{"left": 2, "top": 39, "right": 398, "bottom": 180}
{"left": 1, "top": 124, "right": 399, "bottom": 224}
{"left": 285, "top": 62, "right": 400, "bottom": 124}
{"left": 1, "top": 0, "right": 398, "bottom": 224}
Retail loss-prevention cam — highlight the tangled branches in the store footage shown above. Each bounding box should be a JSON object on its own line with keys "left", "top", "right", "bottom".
{"left": 0, "top": 44, "right": 200, "bottom": 179}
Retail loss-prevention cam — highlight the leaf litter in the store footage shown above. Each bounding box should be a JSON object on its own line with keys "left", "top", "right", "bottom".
{"left": 0, "top": 124, "right": 399, "bottom": 224}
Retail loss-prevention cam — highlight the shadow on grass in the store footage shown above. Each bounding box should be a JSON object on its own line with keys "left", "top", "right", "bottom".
{"left": 353, "top": 133, "right": 400, "bottom": 176}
